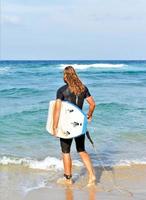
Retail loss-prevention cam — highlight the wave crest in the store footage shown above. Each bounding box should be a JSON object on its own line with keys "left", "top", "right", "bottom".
{"left": 60, "top": 63, "right": 127, "bottom": 70}
{"left": 116, "top": 159, "right": 146, "bottom": 166}
{"left": 1, "top": 156, "right": 146, "bottom": 169}
{"left": 0, "top": 156, "right": 83, "bottom": 171}
{"left": 0, "top": 67, "right": 11, "bottom": 74}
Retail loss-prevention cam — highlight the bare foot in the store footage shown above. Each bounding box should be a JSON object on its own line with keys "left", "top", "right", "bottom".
{"left": 57, "top": 177, "right": 73, "bottom": 185}
{"left": 87, "top": 176, "right": 96, "bottom": 187}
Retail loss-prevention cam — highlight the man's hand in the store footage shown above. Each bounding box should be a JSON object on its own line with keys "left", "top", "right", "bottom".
{"left": 87, "top": 114, "right": 92, "bottom": 123}
{"left": 53, "top": 127, "right": 58, "bottom": 137}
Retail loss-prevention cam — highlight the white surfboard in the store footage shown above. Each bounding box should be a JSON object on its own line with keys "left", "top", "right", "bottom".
{"left": 46, "top": 100, "right": 87, "bottom": 139}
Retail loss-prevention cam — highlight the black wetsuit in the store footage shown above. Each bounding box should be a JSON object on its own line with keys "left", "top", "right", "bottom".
{"left": 56, "top": 84, "right": 91, "bottom": 153}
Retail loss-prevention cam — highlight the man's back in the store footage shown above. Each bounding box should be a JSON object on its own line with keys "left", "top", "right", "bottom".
{"left": 56, "top": 84, "right": 91, "bottom": 109}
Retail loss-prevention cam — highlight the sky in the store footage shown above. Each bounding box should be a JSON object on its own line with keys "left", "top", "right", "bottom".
{"left": 0, "top": 0, "right": 146, "bottom": 60}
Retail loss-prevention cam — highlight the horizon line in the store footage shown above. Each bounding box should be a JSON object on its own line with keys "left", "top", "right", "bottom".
{"left": 0, "top": 59, "right": 146, "bottom": 62}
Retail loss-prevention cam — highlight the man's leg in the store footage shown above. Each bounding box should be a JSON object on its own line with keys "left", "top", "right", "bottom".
{"left": 59, "top": 138, "right": 73, "bottom": 184}
{"left": 75, "top": 135, "right": 96, "bottom": 185}
{"left": 79, "top": 151, "right": 96, "bottom": 185}
{"left": 62, "top": 153, "right": 72, "bottom": 181}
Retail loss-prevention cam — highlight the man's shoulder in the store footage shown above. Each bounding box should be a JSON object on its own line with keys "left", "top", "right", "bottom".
{"left": 83, "top": 85, "right": 89, "bottom": 91}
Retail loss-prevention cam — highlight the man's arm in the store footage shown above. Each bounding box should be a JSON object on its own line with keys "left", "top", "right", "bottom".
{"left": 53, "top": 99, "right": 62, "bottom": 135}
{"left": 86, "top": 96, "right": 96, "bottom": 121}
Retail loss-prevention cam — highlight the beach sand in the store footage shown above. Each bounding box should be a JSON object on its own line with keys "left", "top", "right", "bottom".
{"left": 0, "top": 164, "right": 146, "bottom": 200}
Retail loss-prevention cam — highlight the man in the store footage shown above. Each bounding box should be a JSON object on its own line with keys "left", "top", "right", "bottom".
{"left": 53, "top": 66, "right": 96, "bottom": 186}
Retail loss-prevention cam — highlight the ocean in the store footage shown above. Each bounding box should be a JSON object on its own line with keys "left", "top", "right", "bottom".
{"left": 0, "top": 60, "right": 146, "bottom": 195}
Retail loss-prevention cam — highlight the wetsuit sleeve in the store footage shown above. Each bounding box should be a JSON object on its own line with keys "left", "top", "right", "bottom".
{"left": 56, "top": 88, "right": 64, "bottom": 100}
{"left": 84, "top": 86, "right": 91, "bottom": 98}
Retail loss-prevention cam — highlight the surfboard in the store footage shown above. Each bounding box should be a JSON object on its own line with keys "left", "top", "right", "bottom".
{"left": 46, "top": 100, "right": 87, "bottom": 139}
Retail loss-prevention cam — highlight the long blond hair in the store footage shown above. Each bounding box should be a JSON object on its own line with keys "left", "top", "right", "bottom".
{"left": 64, "top": 66, "right": 85, "bottom": 95}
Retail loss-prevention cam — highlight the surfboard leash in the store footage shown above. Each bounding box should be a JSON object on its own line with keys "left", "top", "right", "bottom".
{"left": 86, "top": 129, "right": 133, "bottom": 197}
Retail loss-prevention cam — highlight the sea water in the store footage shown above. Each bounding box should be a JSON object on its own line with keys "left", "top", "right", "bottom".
{"left": 0, "top": 60, "right": 146, "bottom": 187}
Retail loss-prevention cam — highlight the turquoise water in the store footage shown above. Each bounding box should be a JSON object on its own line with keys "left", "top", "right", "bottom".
{"left": 0, "top": 60, "right": 146, "bottom": 169}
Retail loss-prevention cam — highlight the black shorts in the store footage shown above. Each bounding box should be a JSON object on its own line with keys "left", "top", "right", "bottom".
{"left": 60, "top": 134, "right": 85, "bottom": 153}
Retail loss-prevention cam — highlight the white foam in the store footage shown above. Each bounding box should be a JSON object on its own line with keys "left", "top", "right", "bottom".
{"left": 60, "top": 63, "right": 127, "bottom": 70}
{"left": 0, "top": 156, "right": 30, "bottom": 165}
{"left": 0, "top": 67, "right": 11, "bottom": 74}
{"left": 23, "top": 181, "right": 47, "bottom": 194}
{"left": 29, "top": 157, "right": 63, "bottom": 170}
{"left": 1, "top": 156, "right": 146, "bottom": 171}
{"left": 88, "top": 158, "right": 146, "bottom": 167}
{"left": 0, "top": 156, "right": 83, "bottom": 171}
{"left": 115, "top": 159, "right": 146, "bottom": 167}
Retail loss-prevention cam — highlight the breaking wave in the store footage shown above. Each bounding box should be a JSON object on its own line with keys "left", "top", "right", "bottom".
{"left": 1, "top": 155, "right": 146, "bottom": 170}
{"left": 0, "top": 67, "right": 11, "bottom": 74}
{"left": 0, "top": 156, "right": 83, "bottom": 171}
{"left": 60, "top": 63, "right": 127, "bottom": 70}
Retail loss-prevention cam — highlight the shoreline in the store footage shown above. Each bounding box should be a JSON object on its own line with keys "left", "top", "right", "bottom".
{"left": 0, "top": 164, "right": 146, "bottom": 200}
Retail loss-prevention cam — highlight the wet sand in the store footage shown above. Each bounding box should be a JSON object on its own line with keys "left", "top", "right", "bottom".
{"left": 0, "top": 164, "right": 146, "bottom": 200}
